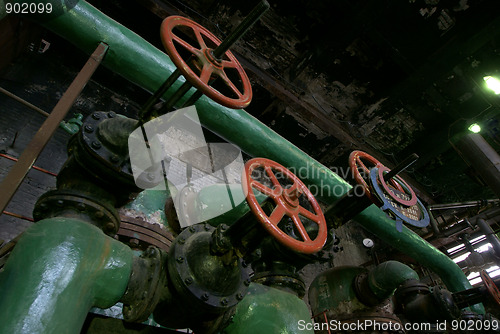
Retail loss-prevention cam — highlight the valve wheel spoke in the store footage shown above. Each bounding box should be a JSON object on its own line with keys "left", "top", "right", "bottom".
{"left": 298, "top": 206, "right": 320, "bottom": 224}
{"left": 172, "top": 33, "right": 201, "bottom": 56}
{"left": 194, "top": 29, "right": 207, "bottom": 49}
{"left": 200, "top": 64, "right": 214, "bottom": 84}
{"left": 219, "top": 70, "right": 244, "bottom": 98}
{"left": 291, "top": 214, "right": 311, "bottom": 242}
{"left": 269, "top": 204, "right": 286, "bottom": 226}
{"left": 251, "top": 180, "right": 277, "bottom": 199}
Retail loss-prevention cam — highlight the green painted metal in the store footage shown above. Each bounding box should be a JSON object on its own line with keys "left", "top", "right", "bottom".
{"left": 0, "top": 218, "right": 133, "bottom": 334}
{"left": 223, "top": 283, "right": 314, "bottom": 334}
{"left": 308, "top": 266, "right": 367, "bottom": 316}
{"left": 200, "top": 185, "right": 268, "bottom": 225}
{"left": 123, "top": 188, "right": 170, "bottom": 227}
{"left": 11, "top": 0, "right": 483, "bottom": 313}
{"left": 368, "top": 261, "right": 419, "bottom": 300}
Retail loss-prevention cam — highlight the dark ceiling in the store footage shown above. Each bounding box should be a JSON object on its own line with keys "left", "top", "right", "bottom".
{"left": 81, "top": 0, "right": 499, "bottom": 203}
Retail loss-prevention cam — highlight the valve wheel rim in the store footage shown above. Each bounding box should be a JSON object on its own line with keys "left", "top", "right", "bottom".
{"left": 348, "top": 150, "right": 404, "bottom": 204}
{"left": 480, "top": 270, "right": 500, "bottom": 305}
{"left": 161, "top": 16, "right": 252, "bottom": 109}
{"left": 242, "top": 158, "right": 327, "bottom": 254}
{"left": 377, "top": 165, "right": 418, "bottom": 207}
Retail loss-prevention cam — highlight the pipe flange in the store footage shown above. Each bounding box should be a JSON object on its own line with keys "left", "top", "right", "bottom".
{"left": 252, "top": 271, "right": 306, "bottom": 298}
{"left": 353, "top": 271, "right": 381, "bottom": 307}
{"left": 122, "top": 246, "right": 166, "bottom": 323}
{"left": 167, "top": 223, "right": 250, "bottom": 313}
{"left": 69, "top": 111, "right": 140, "bottom": 204}
{"left": 33, "top": 190, "right": 120, "bottom": 236}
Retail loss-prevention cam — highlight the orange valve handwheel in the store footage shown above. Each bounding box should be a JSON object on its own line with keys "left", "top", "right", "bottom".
{"left": 242, "top": 158, "right": 327, "bottom": 254}
{"left": 161, "top": 16, "right": 252, "bottom": 109}
{"left": 481, "top": 270, "right": 500, "bottom": 305}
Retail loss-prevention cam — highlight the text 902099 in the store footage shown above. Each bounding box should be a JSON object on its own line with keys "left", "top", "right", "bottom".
{"left": 5, "top": 2, "right": 53, "bottom": 14}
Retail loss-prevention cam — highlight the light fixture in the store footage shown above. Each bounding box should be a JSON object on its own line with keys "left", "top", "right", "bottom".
{"left": 468, "top": 123, "right": 481, "bottom": 133}
{"left": 483, "top": 75, "right": 500, "bottom": 94}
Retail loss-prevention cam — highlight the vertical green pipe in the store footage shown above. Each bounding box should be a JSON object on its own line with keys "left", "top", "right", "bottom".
{"left": 0, "top": 218, "right": 133, "bottom": 334}
{"left": 7, "top": 0, "right": 483, "bottom": 313}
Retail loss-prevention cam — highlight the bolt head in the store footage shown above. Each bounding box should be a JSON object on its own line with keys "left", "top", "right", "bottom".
{"left": 185, "top": 277, "right": 193, "bottom": 285}
{"left": 201, "top": 293, "right": 209, "bottom": 301}
{"left": 176, "top": 256, "right": 184, "bottom": 263}
{"left": 236, "top": 293, "right": 244, "bottom": 300}
{"left": 56, "top": 199, "right": 64, "bottom": 207}
{"left": 178, "top": 238, "right": 185, "bottom": 245}
{"left": 189, "top": 226, "right": 196, "bottom": 233}
{"left": 84, "top": 125, "right": 94, "bottom": 133}
{"left": 220, "top": 298, "right": 228, "bottom": 306}
{"left": 92, "top": 112, "right": 101, "bottom": 120}
{"left": 91, "top": 141, "right": 102, "bottom": 149}
{"left": 108, "top": 111, "right": 116, "bottom": 118}
{"left": 244, "top": 279, "right": 251, "bottom": 286}
{"left": 105, "top": 222, "right": 115, "bottom": 232}
{"left": 110, "top": 155, "right": 120, "bottom": 163}
{"left": 95, "top": 211, "right": 104, "bottom": 219}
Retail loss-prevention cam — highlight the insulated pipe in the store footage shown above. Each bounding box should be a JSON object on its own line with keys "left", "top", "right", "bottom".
{"left": 367, "top": 261, "right": 419, "bottom": 300}
{"left": 0, "top": 218, "right": 133, "bottom": 333}
{"left": 10, "top": 0, "right": 483, "bottom": 313}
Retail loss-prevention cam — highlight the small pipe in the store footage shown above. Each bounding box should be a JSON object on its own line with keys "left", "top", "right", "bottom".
{"left": 0, "top": 87, "right": 50, "bottom": 117}
{"left": 383, "top": 153, "right": 419, "bottom": 182}
{"left": 429, "top": 199, "right": 500, "bottom": 211}
{"left": 2, "top": 211, "right": 34, "bottom": 222}
{"left": 0, "top": 153, "right": 57, "bottom": 177}
{"left": 477, "top": 218, "right": 500, "bottom": 259}
{"left": 212, "top": 0, "right": 270, "bottom": 59}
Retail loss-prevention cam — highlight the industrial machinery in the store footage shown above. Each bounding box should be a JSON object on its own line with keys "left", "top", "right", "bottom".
{"left": 0, "top": 0, "right": 499, "bottom": 333}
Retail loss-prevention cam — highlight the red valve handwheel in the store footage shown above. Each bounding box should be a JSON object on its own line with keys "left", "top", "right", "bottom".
{"left": 481, "top": 270, "right": 500, "bottom": 305}
{"left": 160, "top": 16, "right": 252, "bottom": 109}
{"left": 242, "top": 158, "right": 327, "bottom": 254}
{"left": 348, "top": 150, "right": 416, "bottom": 206}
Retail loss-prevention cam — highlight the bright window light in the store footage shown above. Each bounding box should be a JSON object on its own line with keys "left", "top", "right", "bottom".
{"left": 468, "top": 123, "right": 481, "bottom": 133}
{"left": 484, "top": 76, "right": 500, "bottom": 94}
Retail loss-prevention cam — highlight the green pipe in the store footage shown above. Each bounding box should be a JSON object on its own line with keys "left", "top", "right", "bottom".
{"left": 367, "top": 261, "right": 419, "bottom": 300}
{"left": 222, "top": 283, "right": 314, "bottom": 334}
{"left": 0, "top": 218, "right": 133, "bottom": 334}
{"left": 8, "top": 0, "right": 483, "bottom": 313}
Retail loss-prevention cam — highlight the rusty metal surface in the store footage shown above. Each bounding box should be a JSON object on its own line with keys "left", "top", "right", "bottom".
{"left": 0, "top": 42, "right": 108, "bottom": 216}
{"left": 118, "top": 215, "right": 174, "bottom": 252}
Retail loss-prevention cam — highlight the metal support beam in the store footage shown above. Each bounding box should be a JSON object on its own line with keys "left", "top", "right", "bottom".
{"left": 0, "top": 42, "right": 108, "bottom": 216}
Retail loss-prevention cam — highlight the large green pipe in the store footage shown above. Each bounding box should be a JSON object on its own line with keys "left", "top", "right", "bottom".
{"left": 0, "top": 218, "right": 133, "bottom": 333}
{"left": 6, "top": 0, "right": 483, "bottom": 313}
